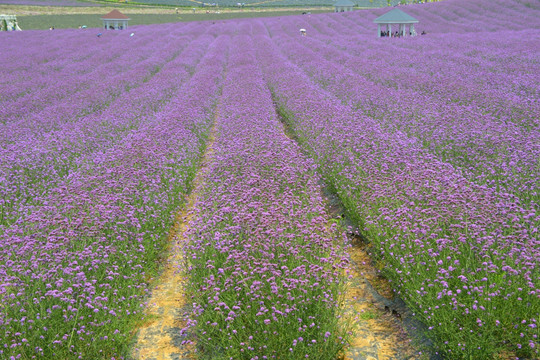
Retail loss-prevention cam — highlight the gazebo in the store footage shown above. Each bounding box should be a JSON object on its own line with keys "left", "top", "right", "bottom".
{"left": 0, "top": 15, "right": 22, "bottom": 31}
{"left": 101, "top": 10, "right": 130, "bottom": 30}
{"left": 334, "top": 0, "right": 355, "bottom": 12}
{"left": 374, "top": 8, "right": 418, "bottom": 37}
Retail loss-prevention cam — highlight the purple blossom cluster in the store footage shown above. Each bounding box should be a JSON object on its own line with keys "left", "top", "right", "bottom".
{"left": 1, "top": 29, "right": 217, "bottom": 228}
{"left": 265, "top": 23, "right": 539, "bottom": 206}
{"left": 251, "top": 4, "right": 539, "bottom": 356}
{"left": 0, "top": 26, "right": 228, "bottom": 358}
{"left": 2, "top": 31, "right": 162, "bottom": 122}
{"left": 0, "top": 0, "right": 538, "bottom": 358}
{"left": 182, "top": 34, "right": 352, "bottom": 359}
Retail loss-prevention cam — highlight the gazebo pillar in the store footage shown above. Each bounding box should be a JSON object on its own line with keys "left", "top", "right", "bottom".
{"left": 101, "top": 10, "right": 130, "bottom": 31}
{"left": 374, "top": 8, "right": 419, "bottom": 39}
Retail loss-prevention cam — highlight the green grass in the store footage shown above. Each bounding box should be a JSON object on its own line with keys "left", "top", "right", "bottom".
{"left": 358, "top": 309, "right": 378, "bottom": 320}
{"left": 16, "top": 9, "right": 330, "bottom": 30}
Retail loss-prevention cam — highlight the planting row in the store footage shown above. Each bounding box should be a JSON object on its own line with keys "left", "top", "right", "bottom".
{"left": 2, "top": 32, "right": 159, "bottom": 124}
{"left": 0, "top": 24, "right": 203, "bottom": 137}
{"left": 341, "top": 0, "right": 540, "bottom": 34}
{"left": 0, "top": 22, "right": 202, "bottom": 113}
{"left": 253, "top": 32, "right": 539, "bottom": 358}
{"left": 305, "top": 14, "right": 539, "bottom": 130}
{"left": 0, "top": 32, "right": 217, "bottom": 228}
{"left": 263, "top": 15, "right": 539, "bottom": 208}
{"left": 182, "top": 34, "right": 352, "bottom": 359}
{"left": 310, "top": 9, "right": 540, "bottom": 132}
{"left": 0, "top": 33, "right": 229, "bottom": 359}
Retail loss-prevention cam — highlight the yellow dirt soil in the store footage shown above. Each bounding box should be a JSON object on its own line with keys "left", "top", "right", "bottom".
{"left": 132, "top": 122, "right": 218, "bottom": 360}
{"left": 343, "top": 244, "right": 418, "bottom": 360}
{"left": 133, "top": 212, "right": 192, "bottom": 360}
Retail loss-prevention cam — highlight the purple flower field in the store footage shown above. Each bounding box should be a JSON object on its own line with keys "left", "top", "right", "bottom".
{"left": 0, "top": 0, "right": 539, "bottom": 358}
{"left": 182, "top": 33, "right": 351, "bottom": 359}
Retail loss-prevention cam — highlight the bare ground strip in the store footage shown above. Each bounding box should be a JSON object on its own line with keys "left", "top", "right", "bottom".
{"left": 131, "top": 118, "right": 219, "bottom": 360}
{"left": 131, "top": 99, "right": 424, "bottom": 360}
{"left": 274, "top": 100, "right": 423, "bottom": 360}
{"left": 322, "top": 191, "right": 420, "bottom": 360}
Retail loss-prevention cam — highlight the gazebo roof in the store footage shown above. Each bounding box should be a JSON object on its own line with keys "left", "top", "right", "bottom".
{"left": 101, "top": 10, "right": 130, "bottom": 20}
{"left": 334, "top": 0, "right": 355, "bottom": 7}
{"left": 374, "top": 8, "right": 418, "bottom": 24}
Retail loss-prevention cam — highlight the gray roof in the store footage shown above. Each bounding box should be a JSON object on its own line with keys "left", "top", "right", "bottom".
{"left": 374, "top": 8, "right": 419, "bottom": 23}
{"left": 334, "top": 0, "right": 355, "bottom": 7}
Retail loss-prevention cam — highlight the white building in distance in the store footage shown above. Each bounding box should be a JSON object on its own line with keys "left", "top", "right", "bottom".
{"left": 374, "top": 8, "right": 419, "bottom": 37}
{"left": 334, "top": 0, "right": 355, "bottom": 12}
{"left": 0, "top": 15, "right": 22, "bottom": 31}
{"left": 101, "top": 10, "right": 130, "bottom": 30}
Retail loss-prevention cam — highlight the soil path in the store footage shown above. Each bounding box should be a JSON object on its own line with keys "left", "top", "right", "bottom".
{"left": 343, "top": 240, "right": 420, "bottom": 360}
{"left": 287, "top": 135, "right": 422, "bottom": 360}
{"left": 131, "top": 100, "right": 423, "bottom": 359}
{"left": 131, "top": 118, "right": 219, "bottom": 360}
{"left": 320, "top": 195, "right": 420, "bottom": 360}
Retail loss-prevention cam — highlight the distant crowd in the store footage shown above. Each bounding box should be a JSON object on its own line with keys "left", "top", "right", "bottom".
{"left": 380, "top": 30, "right": 427, "bottom": 37}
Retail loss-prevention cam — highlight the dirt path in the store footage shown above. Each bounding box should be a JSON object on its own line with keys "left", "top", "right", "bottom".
{"left": 274, "top": 103, "right": 423, "bottom": 359}
{"left": 131, "top": 119, "right": 218, "bottom": 360}
{"left": 301, "top": 147, "right": 422, "bottom": 360}
{"left": 343, "top": 240, "right": 420, "bottom": 360}
{"left": 131, "top": 98, "right": 423, "bottom": 359}
{"left": 320, "top": 203, "right": 420, "bottom": 360}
